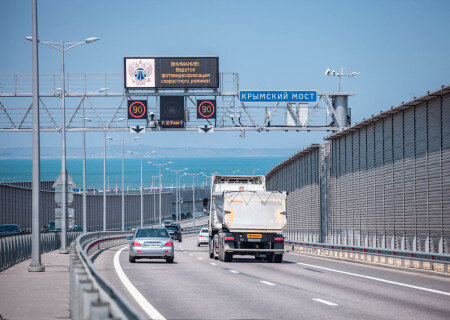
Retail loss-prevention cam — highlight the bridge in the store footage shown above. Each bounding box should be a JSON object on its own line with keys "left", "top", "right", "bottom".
{"left": 0, "top": 86, "right": 449, "bottom": 319}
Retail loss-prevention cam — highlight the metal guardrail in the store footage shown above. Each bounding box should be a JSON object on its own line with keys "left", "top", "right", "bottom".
{"left": 71, "top": 231, "right": 147, "bottom": 320}
{"left": 0, "top": 232, "right": 81, "bottom": 271}
{"left": 285, "top": 240, "right": 450, "bottom": 264}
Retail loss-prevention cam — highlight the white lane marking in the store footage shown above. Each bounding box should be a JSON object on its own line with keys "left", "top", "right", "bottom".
{"left": 296, "top": 262, "right": 450, "bottom": 296}
{"left": 260, "top": 280, "right": 276, "bottom": 286}
{"left": 197, "top": 257, "right": 203, "bottom": 260}
{"left": 189, "top": 254, "right": 193, "bottom": 256}
{"left": 210, "top": 263, "right": 217, "bottom": 266}
{"left": 313, "top": 298, "right": 338, "bottom": 306}
{"left": 229, "top": 269, "right": 240, "bottom": 274}
{"left": 114, "top": 247, "right": 166, "bottom": 320}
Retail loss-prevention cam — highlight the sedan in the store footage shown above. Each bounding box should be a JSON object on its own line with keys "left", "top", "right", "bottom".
{"left": 129, "top": 227, "right": 174, "bottom": 263}
{"left": 197, "top": 227, "right": 209, "bottom": 246}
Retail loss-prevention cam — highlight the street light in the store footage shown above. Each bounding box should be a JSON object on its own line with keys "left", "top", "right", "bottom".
{"left": 26, "top": 35, "right": 99, "bottom": 254}
{"left": 166, "top": 167, "right": 188, "bottom": 222}
{"left": 203, "top": 172, "right": 218, "bottom": 188}
{"left": 85, "top": 117, "right": 124, "bottom": 231}
{"left": 107, "top": 136, "right": 140, "bottom": 231}
{"left": 27, "top": 0, "right": 44, "bottom": 272}
{"left": 128, "top": 151, "right": 156, "bottom": 227}
{"left": 232, "top": 170, "right": 240, "bottom": 174}
{"left": 252, "top": 168, "right": 260, "bottom": 176}
{"left": 148, "top": 161, "right": 173, "bottom": 226}
{"left": 183, "top": 171, "right": 204, "bottom": 228}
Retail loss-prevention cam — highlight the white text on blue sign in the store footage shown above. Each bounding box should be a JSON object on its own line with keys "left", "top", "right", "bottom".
{"left": 240, "top": 91, "right": 317, "bottom": 102}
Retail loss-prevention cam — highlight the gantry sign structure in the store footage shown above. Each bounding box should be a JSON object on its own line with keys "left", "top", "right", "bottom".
{"left": 0, "top": 57, "right": 353, "bottom": 134}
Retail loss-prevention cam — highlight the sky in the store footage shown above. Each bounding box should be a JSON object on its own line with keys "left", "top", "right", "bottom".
{"left": 0, "top": 0, "right": 449, "bottom": 156}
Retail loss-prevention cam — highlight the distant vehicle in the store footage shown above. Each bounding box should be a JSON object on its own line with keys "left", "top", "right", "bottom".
{"left": 165, "top": 224, "right": 182, "bottom": 242}
{"left": 209, "top": 175, "right": 287, "bottom": 263}
{"left": 72, "top": 225, "right": 83, "bottom": 231}
{"left": 45, "top": 221, "right": 57, "bottom": 232}
{"left": 0, "top": 224, "right": 23, "bottom": 236}
{"left": 197, "top": 227, "right": 209, "bottom": 246}
{"left": 128, "top": 227, "right": 174, "bottom": 263}
{"left": 163, "top": 220, "right": 172, "bottom": 227}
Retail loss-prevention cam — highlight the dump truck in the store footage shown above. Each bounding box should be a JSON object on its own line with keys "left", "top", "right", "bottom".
{"left": 208, "top": 175, "right": 287, "bottom": 263}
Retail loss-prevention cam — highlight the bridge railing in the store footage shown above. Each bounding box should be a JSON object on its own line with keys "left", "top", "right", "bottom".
{"left": 71, "top": 231, "right": 146, "bottom": 320}
{"left": 286, "top": 240, "right": 450, "bottom": 273}
{"left": 0, "top": 232, "right": 81, "bottom": 271}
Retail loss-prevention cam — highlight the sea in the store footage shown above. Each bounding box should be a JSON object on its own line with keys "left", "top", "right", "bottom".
{"left": 0, "top": 157, "right": 286, "bottom": 190}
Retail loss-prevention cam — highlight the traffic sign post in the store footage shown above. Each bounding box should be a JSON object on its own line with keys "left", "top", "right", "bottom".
{"left": 52, "top": 172, "right": 76, "bottom": 239}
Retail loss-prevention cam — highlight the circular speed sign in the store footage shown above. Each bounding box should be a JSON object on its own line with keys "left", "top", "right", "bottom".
{"left": 128, "top": 100, "right": 148, "bottom": 119}
{"left": 197, "top": 100, "right": 216, "bottom": 119}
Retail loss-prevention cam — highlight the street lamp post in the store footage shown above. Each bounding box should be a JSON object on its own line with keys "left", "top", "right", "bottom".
{"left": 252, "top": 168, "right": 260, "bottom": 176}
{"left": 107, "top": 137, "right": 140, "bottom": 231}
{"left": 184, "top": 172, "right": 204, "bottom": 228}
{"left": 232, "top": 170, "right": 240, "bottom": 175}
{"left": 26, "top": 36, "right": 99, "bottom": 253}
{"left": 129, "top": 151, "right": 156, "bottom": 227}
{"left": 86, "top": 118, "right": 124, "bottom": 231}
{"left": 166, "top": 168, "right": 188, "bottom": 222}
{"left": 28, "top": 0, "right": 44, "bottom": 272}
{"left": 148, "top": 162, "right": 173, "bottom": 226}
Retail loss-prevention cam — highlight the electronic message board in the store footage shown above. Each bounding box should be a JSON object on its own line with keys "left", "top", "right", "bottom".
{"left": 197, "top": 100, "right": 216, "bottom": 119}
{"left": 160, "top": 96, "right": 185, "bottom": 128}
{"left": 125, "top": 57, "right": 219, "bottom": 90}
{"left": 127, "top": 100, "right": 148, "bottom": 119}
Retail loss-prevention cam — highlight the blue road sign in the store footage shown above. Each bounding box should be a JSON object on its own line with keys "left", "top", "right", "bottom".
{"left": 240, "top": 90, "right": 317, "bottom": 102}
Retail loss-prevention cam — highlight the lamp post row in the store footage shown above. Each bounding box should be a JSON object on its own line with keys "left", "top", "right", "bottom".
{"left": 26, "top": 7, "right": 99, "bottom": 271}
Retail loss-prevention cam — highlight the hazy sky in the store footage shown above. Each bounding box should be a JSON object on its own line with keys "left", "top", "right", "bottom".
{"left": 0, "top": 0, "right": 449, "bottom": 155}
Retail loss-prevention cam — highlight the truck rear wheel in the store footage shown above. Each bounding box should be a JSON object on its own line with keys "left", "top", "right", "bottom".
{"left": 224, "top": 252, "right": 233, "bottom": 262}
{"left": 273, "top": 254, "right": 283, "bottom": 263}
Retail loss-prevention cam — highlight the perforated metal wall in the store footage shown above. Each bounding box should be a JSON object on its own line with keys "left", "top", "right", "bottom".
{"left": 266, "top": 86, "right": 450, "bottom": 254}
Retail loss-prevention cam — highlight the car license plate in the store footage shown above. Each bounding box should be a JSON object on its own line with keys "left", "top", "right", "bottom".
{"left": 145, "top": 242, "right": 160, "bottom": 247}
{"left": 247, "top": 234, "right": 262, "bottom": 239}
{"left": 248, "top": 238, "right": 261, "bottom": 242}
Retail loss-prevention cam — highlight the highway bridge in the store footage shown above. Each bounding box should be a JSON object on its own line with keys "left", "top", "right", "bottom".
{"left": 94, "top": 234, "right": 450, "bottom": 320}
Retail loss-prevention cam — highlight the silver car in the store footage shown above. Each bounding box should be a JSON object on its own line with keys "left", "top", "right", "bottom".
{"left": 197, "top": 227, "right": 209, "bottom": 246}
{"left": 129, "top": 227, "right": 174, "bottom": 263}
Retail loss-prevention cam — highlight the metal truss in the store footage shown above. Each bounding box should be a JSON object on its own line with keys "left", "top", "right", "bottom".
{"left": 0, "top": 73, "right": 353, "bottom": 133}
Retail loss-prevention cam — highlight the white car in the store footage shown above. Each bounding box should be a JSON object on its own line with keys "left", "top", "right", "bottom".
{"left": 197, "top": 228, "right": 209, "bottom": 246}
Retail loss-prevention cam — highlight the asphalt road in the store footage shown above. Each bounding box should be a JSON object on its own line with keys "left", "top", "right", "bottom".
{"left": 94, "top": 234, "right": 450, "bottom": 320}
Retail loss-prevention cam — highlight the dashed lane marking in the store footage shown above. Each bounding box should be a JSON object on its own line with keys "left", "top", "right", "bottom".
{"left": 229, "top": 269, "right": 240, "bottom": 274}
{"left": 114, "top": 246, "right": 166, "bottom": 320}
{"left": 313, "top": 298, "right": 338, "bottom": 306}
{"left": 197, "top": 257, "right": 203, "bottom": 260}
{"left": 260, "top": 280, "right": 276, "bottom": 286}
{"left": 296, "top": 262, "right": 450, "bottom": 297}
{"left": 210, "top": 263, "right": 217, "bottom": 266}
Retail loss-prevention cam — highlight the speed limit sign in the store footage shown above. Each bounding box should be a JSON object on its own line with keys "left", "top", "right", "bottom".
{"left": 197, "top": 100, "right": 216, "bottom": 119}
{"left": 128, "top": 100, "right": 148, "bottom": 119}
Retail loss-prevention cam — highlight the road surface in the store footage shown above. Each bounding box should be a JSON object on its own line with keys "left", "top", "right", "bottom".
{"left": 94, "top": 234, "right": 450, "bottom": 320}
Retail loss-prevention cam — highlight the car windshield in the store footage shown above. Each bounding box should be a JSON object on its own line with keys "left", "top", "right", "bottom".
{"left": 165, "top": 226, "right": 179, "bottom": 230}
{"left": 200, "top": 228, "right": 208, "bottom": 233}
{"left": 136, "top": 229, "right": 169, "bottom": 238}
{"left": 0, "top": 225, "right": 19, "bottom": 232}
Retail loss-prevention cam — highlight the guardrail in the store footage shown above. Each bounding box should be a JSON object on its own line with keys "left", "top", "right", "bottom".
{"left": 285, "top": 240, "right": 450, "bottom": 273}
{"left": 70, "top": 231, "right": 147, "bottom": 320}
{"left": 0, "top": 232, "right": 81, "bottom": 271}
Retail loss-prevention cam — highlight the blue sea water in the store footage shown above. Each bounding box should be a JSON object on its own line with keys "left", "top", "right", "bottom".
{"left": 0, "top": 157, "right": 286, "bottom": 189}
